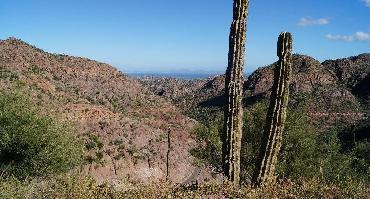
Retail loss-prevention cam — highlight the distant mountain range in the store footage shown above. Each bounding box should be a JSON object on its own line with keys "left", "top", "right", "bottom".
{"left": 128, "top": 72, "right": 222, "bottom": 80}
{"left": 127, "top": 72, "right": 252, "bottom": 80}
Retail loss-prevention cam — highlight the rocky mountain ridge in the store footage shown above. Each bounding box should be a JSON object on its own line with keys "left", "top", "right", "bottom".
{"left": 323, "top": 53, "right": 370, "bottom": 101}
{"left": 0, "top": 37, "right": 212, "bottom": 184}
{"left": 138, "top": 54, "right": 369, "bottom": 127}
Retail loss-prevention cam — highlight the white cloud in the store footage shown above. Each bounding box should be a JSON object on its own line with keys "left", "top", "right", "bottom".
{"left": 326, "top": 32, "right": 370, "bottom": 42}
{"left": 355, "top": 32, "right": 370, "bottom": 41}
{"left": 362, "top": 0, "right": 370, "bottom": 7}
{"left": 326, "top": 34, "right": 354, "bottom": 42}
{"left": 298, "top": 17, "right": 330, "bottom": 27}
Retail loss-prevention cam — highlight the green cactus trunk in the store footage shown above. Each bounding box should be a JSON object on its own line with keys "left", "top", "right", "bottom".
{"left": 223, "top": 0, "right": 249, "bottom": 187}
{"left": 254, "top": 32, "right": 293, "bottom": 187}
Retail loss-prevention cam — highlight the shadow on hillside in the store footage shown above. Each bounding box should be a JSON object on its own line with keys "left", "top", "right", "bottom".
{"left": 199, "top": 95, "right": 226, "bottom": 108}
{"left": 338, "top": 118, "right": 370, "bottom": 151}
{"left": 244, "top": 93, "right": 267, "bottom": 107}
{"left": 352, "top": 75, "right": 370, "bottom": 100}
{"left": 198, "top": 92, "right": 268, "bottom": 109}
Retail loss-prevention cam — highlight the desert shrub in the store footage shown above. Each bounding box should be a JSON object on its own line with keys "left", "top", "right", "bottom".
{"left": 334, "top": 117, "right": 370, "bottom": 182}
{"left": 83, "top": 133, "right": 106, "bottom": 166}
{"left": 351, "top": 141, "right": 370, "bottom": 181}
{"left": 191, "top": 101, "right": 370, "bottom": 184}
{"left": 240, "top": 102, "right": 268, "bottom": 181}
{"left": 190, "top": 113, "right": 223, "bottom": 170}
{"left": 279, "top": 110, "right": 370, "bottom": 183}
{"left": 0, "top": 66, "right": 19, "bottom": 81}
{"left": 0, "top": 91, "right": 83, "bottom": 179}
{"left": 240, "top": 101, "right": 324, "bottom": 182}
{"left": 84, "top": 133, "right": 104, "bottom": 151}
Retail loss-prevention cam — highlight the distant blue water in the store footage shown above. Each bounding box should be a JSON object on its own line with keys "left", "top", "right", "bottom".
{"left": 127, "top": 72, "right": 223, "bottom": 80}
{"left": 128, "top": 72, "right": 251, "bottom": 80}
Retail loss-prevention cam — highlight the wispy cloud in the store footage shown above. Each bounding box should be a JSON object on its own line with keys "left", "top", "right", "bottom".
{"left": 326, "top": 32, "right": 370, "bottom": 42}
{"left": 362, "top": 0, "right": 370, "bottom": 7}
{"left": 298, "top": 17, "right": 330, "bottom": 27}
{"left": 355, "top": 32, "right": 370, "bottom": 41}
{"left": 325, "top": 34, "right": 354, "bottom": 42}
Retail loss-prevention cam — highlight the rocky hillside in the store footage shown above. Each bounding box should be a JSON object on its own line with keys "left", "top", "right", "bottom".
{"left": 0, "top": 37, "right": 212, "bottom": 184}
{"left": 137, "top": 75, "right": 225, "bottom": 112}
{"left": 246, "top": 54, "right": 367, "bottom": 126}
{"left": 138, "top": 54, "right": 369, "bottom": 127}
{"left": 323, "top": 53, "right": 370, "bottom": 103}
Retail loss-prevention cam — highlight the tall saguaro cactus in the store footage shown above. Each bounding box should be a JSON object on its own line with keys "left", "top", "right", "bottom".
{"left": 254, "top": 32, "right": 293, "bottom": 187}
{"left": 223, "top": 0, "right": 249, "bottom": 186}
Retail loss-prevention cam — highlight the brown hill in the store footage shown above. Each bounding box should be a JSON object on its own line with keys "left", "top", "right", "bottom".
{"left": 0, "top": 37, "right": 211, "bottom": 184}
{"left": 137, "top": 75, "right": 225, "bottom": 112}
{"left": 138, "top": 54, "right": 368, "bottom": 127}
{"left": 245, "top": 54, "right": 366, "bottom": 126}
{"left": 323, "top": 53, "right": 370, "bottom": 101}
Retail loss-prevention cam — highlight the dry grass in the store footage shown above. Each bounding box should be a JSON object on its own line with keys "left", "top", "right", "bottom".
{"left": 1, "top": 175, "right": 369, "bottom": 199}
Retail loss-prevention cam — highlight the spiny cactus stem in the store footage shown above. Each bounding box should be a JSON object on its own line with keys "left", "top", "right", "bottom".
{"left": 223, "top": 0, "right": 249, "bottom": 187}
{"left": 254, "top": 32, "right": 293, "bottom": 187}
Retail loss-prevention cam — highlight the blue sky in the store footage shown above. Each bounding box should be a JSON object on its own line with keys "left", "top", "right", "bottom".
{"left": 0, "top": 0, "right": 369, "bottom": 73}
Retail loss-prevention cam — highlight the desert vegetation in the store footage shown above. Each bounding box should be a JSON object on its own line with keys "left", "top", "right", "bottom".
{"left": 0, "top": 89, "right": 83, "bottom": 179}
{"left": 0, "top": 92, "right": 368, "bottom": 198}
{"left": 0, "top": 48, "right": 369, "bottom": 198}
{"left": 2, "top": 57, "right": 367, "bottom": 198}
{"left": 190, "top": 101, "right": 369, "bottom": 197}
{"left": 0, "top": 0, "right": 369, "bottom": 198}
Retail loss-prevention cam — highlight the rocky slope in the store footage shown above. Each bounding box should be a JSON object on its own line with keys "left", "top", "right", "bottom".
{"left": 138, "top": 54, "right": 369, "bottom": 127}
{"left": 323, "top": 53, "right": 370, "bottom": 102}
{"left": 245, "top": 54, "right": 366, "bottom": 126}
{"left": 0, "top": 37, "right": 212, "bottom": 184}
{"left": 137, "top": 75, "right": 225, "bottom": 113}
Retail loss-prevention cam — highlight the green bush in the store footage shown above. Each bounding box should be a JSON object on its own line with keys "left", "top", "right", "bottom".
{"left": 191, "top": 101, "right": 370, "bottom": 184}
{"left": 351, "top": 141, "right": 370, "bottom": 181}
{"left": 190, "top": 112, "right": 223, "bottom": 170}
{"left": 0, "top": 91, "right": 83, "bottom": 178}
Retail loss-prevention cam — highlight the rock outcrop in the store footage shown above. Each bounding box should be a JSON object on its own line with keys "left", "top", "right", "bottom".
{"left": 323, "top": 53, "right": 370, "bottom": 100}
